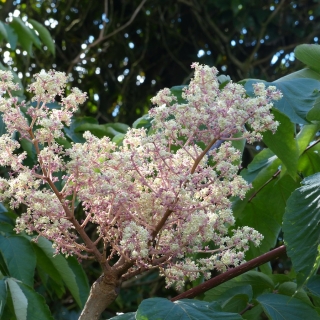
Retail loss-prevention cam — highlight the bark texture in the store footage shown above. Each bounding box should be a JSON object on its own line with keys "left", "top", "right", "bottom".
{"left": 79, "top": 272, "right": 120, "bottom": 320}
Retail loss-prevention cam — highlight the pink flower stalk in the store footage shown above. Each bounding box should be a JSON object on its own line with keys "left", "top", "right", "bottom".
{"left": 0, "top": 64, "right": 281, "bottom": 289}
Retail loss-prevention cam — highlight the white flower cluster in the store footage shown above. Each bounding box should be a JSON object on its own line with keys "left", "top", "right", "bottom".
{"left": 0, "top": 65, "right": 281, "bottom": 287}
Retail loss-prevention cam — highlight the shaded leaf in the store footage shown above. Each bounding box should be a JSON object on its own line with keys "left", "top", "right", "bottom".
{"left": 257, "top": 293, "right": 320, "bottom": 320}
{"left": 275, "top": 68, "right": 320, "bottom": 82}
{"left": 0, "top": 235, "right": 36, "bottom": 287}
{"left": 28, "top": 19, "right": 55, "bottom": 56}
{"left": 234, "top": 159, "right": 299, "bottom": 262}
{"left": 33, "top": 237, "right": 85, "bottom": 308}
{"left": 295, "top": 44, "right": 320, "bottom": 74}
{"left": 8, "top": 278, "right": 54, "bottom": 320}
{"left": 132, "top": 114, "right": 153, "bottom": 129}
{"left": 262, "top": 109, "right": 298, "bottom": 178}
{"left": 3, "top": 24, "right": 17, "bottom": 50}
{"left": 136, "top": 298, "right": 243, "bottom": 320}
{"left": 66, "top": 256, "right": 90, "bottom": 307}
{"left": 245, "top": 78, "right": 320, "bottom": 124}
{"left": 170, "top": 85, "right": 187, "bottom": 104}
{"left": 296, "top": 123, "right": 320, "bottom": 155}
{"left": 110, "top": 313, "right": 136, "bottom": 320}
{"left": 6, "top": 278, "right": 27, "bottom": 320}
{"left": 0, "top": 279, "right": 7, "bottom": 319}
{"left": 10, "top": 17, "right": 41, "bottom": 56}
{"left": 283, "top": 173, "right": 320, "bottom": 286}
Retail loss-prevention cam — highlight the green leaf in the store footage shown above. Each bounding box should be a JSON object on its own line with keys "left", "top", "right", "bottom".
{"left": 295, "top": 44, "right": 320, "bottom": 74}
{"left": 7, "top": 278, "right": 54, "bottom": 320}
{"left": 10, "top": 17, "right": 41, "bottom": 56}
{"left": 234, "top": 159, "right": 300, "bottom": 262}
{"left": 0, "top": 279, "right": 7, "bottom": 318}
{"left": 28, "top": 19, "right": 55, "bottom": 56}
{"left": 3, "top": 24, "right": 17, "bottom": 50}
{"left": 306, "top": 96, "right": 320, "bottom": 122}
{"left": 132, "top": 114, "right": 153, "bottom": 130}
{"left": 20, "top": 138, "right": 36, "bottom": 161}
{"left": 257, "top": 293, "right": 320, "bottom": 320}
{"left": 170, "top": 85, "right": 187, "bottom": 104}
{"left": 64, "top": 117, "right": 98, "bottom": 143}
{"left": 205, "top": 284, "right": 252, "bottom": 304}
{"left": 66, "top": 256, "right": 90, "bottom": 307}
{"left": 277, "top": 282, "right": 312, "bottom": 306}
{"left": 245, "top": 79, "right": 320, "bottom": 124}
{"left": 0, "top": 21, "right": 8, "bottom": 42}
{"left": 204, "top": 278, "right": 247, "bottom": 302}
{"left": 222, "top": 294, "right": 249, "bottom": 313}
{"left": 305, "top": 275, "right": 320, "bottom": 298}
{"left": 241, "top": 148, "right": 277, "bottom": 183}
{"left": 112, "top": 133, "right": 126, "bottom": 146}
{"left": 262, "top": 109, "right": 298, "bottom": 178}
{"left": 283, "top": 173, "right": 320, "bottom": 287}
{"left": 242, "top": 304, "right": 264, "bottom": 320}
{"left": 0, "top": 235, "right": 36, "bottom": 287}
{"left": 109, "top": 313, "right": 136, "bottom": 320}
{"left": 6, "top": 278, "right": 28, "bottom": 320}
{"left": 31, "top": 243, "right": 64, "bottom": 287}
{"left": 136, "top": 298, "right": 243, "bottom": 320}
{"left": 74, "top": 122, "right": 127, "bottom": 139}
{"left": 275, "top": 68, "right": 320, "bottom": 82}
{"left": 297, "top": 150, "right": 320, "bottom": 178}
{"left": 296, "top": 124, "right": 320, "bottom": 155}
{"left": 33, "top": 237, "right": 84, "bottom": 308}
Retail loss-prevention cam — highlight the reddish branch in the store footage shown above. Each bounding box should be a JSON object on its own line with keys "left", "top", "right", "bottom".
{"left": 171, "top": 245, "right": 286, "bottom": 301}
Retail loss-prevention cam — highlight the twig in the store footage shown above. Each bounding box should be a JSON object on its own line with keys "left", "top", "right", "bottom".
{"left": 171, "top": 245, "right": 286, "bottom": 301}
{"left": 248, "top": 169, "right": 281, "bottom": 202}
{"left": 67, "top": 0, "right": 147, "bottom": 74}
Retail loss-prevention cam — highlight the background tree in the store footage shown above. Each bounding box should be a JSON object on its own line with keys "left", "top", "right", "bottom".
{"left": 0, "top": 0, "right": 319, "bottom": 125}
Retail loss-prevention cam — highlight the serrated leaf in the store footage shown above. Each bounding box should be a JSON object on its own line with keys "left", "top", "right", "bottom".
{"left": 245, "top": 79, "right": 320, "bottom": 124}
{"left": 6, "top": 278, "right": 27, "bottom": 320}
{"left": 257, "top": 293, "right": 320, "bottom": 320}
{"left": 283, "top": 173, "right": 320, "bottom": 287}
{"left": 14, "top": 279, "right": 53, "bottom": 320}
{"left": 295, "top": 44, "right": 320, "bottom": 74}
{"left": 0, "top": 235, "right": 36, "bottom": 287}
{"left": 28, "top": 19, "right": 55, "bottom": 56}
{"left": 136, "top": 298, "right": 243, "bottom": 320}
{"left": 262, "top": 109, "right": 298, "bottom": 178}
{"left": 33, "top": 237, "right": 84, "bottom": 308}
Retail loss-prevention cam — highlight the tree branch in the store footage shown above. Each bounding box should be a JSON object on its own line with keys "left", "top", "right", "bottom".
{"left": 171, "top": 245, "right": 286, "bottom": 301}
{"left": 67, "top": 0, "right": 147, "bottom": 74}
